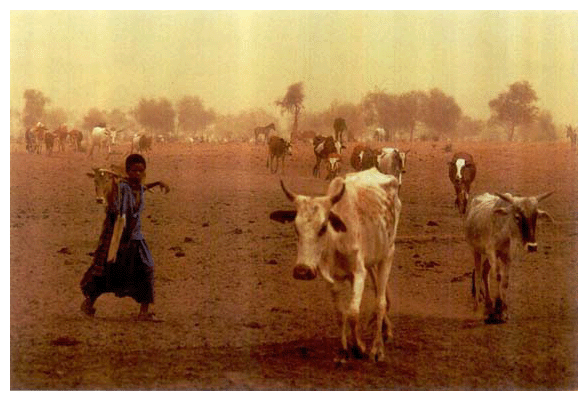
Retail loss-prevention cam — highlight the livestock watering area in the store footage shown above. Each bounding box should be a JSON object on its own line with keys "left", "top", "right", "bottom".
{"left": 10, "top": 139, "right": 578, "bottom": 390}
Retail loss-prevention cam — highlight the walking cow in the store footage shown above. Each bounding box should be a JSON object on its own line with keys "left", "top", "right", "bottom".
{"left": 333, "top": 117, "right": 347, "bottom": 144}
{"left": 270, "top": 168, "right": 401, "bottom": 362}
{"left": 465, "top": 191, "right": 554, "bottom": 323}
{"left": 267, "top": 135, "right": 292, "bottom": 174}
{"left": 448, "top": 152, "right": 476, "bottom": 214}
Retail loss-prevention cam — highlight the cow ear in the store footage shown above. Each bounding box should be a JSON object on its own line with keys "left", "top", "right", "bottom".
{"left": 86, "top": 172, "right": 95, "bottom": 178}
{"left": 328, "top": 211, "right": 347, "bottom": 232}
{"left": 538, "top": 209, "right": 555, "bottom": 223}
{"left": 270, "top": 210, "right": 297, "bottom": 223}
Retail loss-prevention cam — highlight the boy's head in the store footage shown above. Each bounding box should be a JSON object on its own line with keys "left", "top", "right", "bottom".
{"left": 125, "top": 154, "right": 146, "bottom": 172}
{"left": 125, "top": 154, "right": 146, "bottom": 185}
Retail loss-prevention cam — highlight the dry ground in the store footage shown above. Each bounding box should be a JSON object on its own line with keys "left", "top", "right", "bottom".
{"left": 10, "top": 138, "right": 577, "bottom": 390}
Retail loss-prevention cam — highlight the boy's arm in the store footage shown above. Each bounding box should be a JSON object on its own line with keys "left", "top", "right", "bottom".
{"left": 145, "top": 181, "right": 170, "bottom": 193}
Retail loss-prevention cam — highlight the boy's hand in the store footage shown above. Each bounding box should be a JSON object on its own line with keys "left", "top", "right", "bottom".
{"left": 159, "top": 181, "right": 170, "bottom": 193}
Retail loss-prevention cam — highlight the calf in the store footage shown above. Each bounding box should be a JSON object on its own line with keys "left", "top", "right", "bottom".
{"left": 350, "top": 144, "right": 378, "bottom": 171}
{"left": 270, "top": 168, "right": 401, "bottom": 362}
{"left": 267, "top": 135, "right": 292, "bottom": 173}
{"left": 377, "top": 148, "right": 408, "bottom": 186}
{"left": 313, "top": 135, "right": 344, "bottom": 177}
{"left": 325, "top": 153, "right": 342, "bottom": 181}
{"left": 465, "top": 191, "right": 554, "bottom": 323}
{"left": 448, "top": 152, "right": 476, "bottom": 214}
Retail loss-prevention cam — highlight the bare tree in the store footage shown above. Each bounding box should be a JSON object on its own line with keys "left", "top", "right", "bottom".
{"left": 276, "top": 82, "right": 305, "bottom": 138}
{"left": 489, "top": 81, "right": 539, "bottom": 141}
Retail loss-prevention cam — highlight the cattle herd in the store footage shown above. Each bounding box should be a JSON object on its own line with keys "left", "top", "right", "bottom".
{"left": 21, "top": 118, "right": 562, "bottom": 366}
{"left": 264, "top": 119, "right": 556, "bottom": 361}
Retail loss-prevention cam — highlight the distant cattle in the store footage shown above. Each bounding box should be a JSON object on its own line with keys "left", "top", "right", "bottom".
{"left": 448, "top": 152, "right": 476, "bottom": 214}
{"left": 377, "top": 148, "right": 409, "bottom": 186}
{"left": 254, "top": 123, "right": 276, "bottom": 144}
{"left": 465, "top": 191, "right": 554, "bottom": 323}
{"left": 30, "top": 122, "right": 49, "bottom": 154}
{"left": 69, "top": 129, "right": 83, "bottom": 152}
{"left": 325, "top": 153, "right": 342, "bottom": 181}
{"left": 374, "top": 128, "right": 386, "bottom": 142}
{"left": 312, "top": 135, "right": 344, "bottom": 178}
{"left": 566, "top": 125, "right": 577, "bottom": 148}
{"left": 270, "top": 168, "right": 401, "bottom": 362}
{"left": 267, "top": 135, "right": 292, "bottom": 173}
{"left": 131, "top": 134, "right": 153, "bottom": 154}
{"left": 54, "top": 124, "right": 69, "bottom": 152}
{"left": 333, "top": 118, "right": 347, "bottom": 144}
{"left": 25, "top": 127, "right": 36, "bottom": 154}
{"left": 350, "top": 144, "right": 378, "bottom": 171}
{"left": 44, "top": 131, "right": 56, "bottom": 156}
{"left": 88, "top": 126, "right": 113, "bottom": 157}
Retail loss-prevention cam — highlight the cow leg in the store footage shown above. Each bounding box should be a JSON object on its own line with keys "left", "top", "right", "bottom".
{"left": 330, "top": 280, "right": 350, "bottom": 360}
{"left": 496, "top": 251, "right": 511, "bottom": 321}
{"left": 370, "top": 254, "right": 394, "bottom": 362}
{"left": 347, "top": 261, "right": 367, "bottom": 358}
{"left": 472, "top": 251, "right": 484, "bottom": 312}
{"left": 484, "top": 251, "right": 502, "bottom": 323}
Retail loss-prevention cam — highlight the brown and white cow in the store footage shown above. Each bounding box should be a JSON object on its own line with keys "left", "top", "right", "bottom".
{"left": 465, "top": 191, "right": 554, "bottom": 323}
{"left": 267, "top": 135, "right": 292, "bottom": 174}
{"left": 448, "top": 152, "right": 476, "bottom": 214}
{"left": 270, "top": 168, "right": 401, "bottom": 362}
{"left": 325, "top": 153, "right": 342, "bottom": 181}
{"left": 313, "top": 135, "right": 344, "bottom": 178}
{"left": 350, "top": 144, "right": 378, "bottom": 171}
{"left": 377, "top": 147, "right": 409, "bottom": 186}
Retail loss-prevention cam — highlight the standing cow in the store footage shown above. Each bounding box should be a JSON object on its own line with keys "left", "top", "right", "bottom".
{"left": 350, "top": 144, "right": 378, "bottom": 171}
{"left": 333, "top": 118, "right": 347, "bottom": 144}
{"left": 88, "top": 125, "right": 113, "bottom": 157}
{"left": 448, "top": 152, "right": 477, "bottom": 214}
{"left": 270, "top": 168, "right": 401, "bottom": 362}
{"left": 465, "top": 191, "right": 554, "bottom": 323}
{"left": 377, "top": 148, "right": 409, "bottom": 186}
{"left": 267, "top": 135, "right": 292, "bottom": 174}
{"left": 313, "top": 135, "right": 344, "bottom": 178}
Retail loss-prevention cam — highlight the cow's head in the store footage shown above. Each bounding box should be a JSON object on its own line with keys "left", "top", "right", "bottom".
{"left": 270, "top": 178, "right": 347, "bottom": 280}
{"left": 86, "top": 168, "right": 124, "bottom": 206}
{"left": 494, "top": 192, "right": 554, "bottom": 252}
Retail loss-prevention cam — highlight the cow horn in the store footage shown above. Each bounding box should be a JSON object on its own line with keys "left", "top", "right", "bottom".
{"left": 280, "top": 180, "right": 296, "bottom": 202}
{"left": 536, "top": 191, "right": 555, "bottom": 202}
{"left": 98, "top": 168, "right": 121, "bottom": 177}
{"left": 495, "top": 193, "right": 515, "bottom": 204}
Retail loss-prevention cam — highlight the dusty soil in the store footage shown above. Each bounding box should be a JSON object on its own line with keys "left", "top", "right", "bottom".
{"left": 10, "top": 139, "right": 577, "bottom": 390}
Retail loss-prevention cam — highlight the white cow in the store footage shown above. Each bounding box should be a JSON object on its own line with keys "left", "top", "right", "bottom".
{"left": 87, "top": 126, "right": 113, "bottom": 157}
{"left": 465, "top": 191, "right": 554, "bottom": 323}
{"left": 377, "top": 148, "right": 408, "bottom": 186}
{"left": 270, "top": 168, "right": 402, "bottom": 362}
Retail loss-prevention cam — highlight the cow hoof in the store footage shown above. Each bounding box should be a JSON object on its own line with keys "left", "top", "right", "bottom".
{"left": 484, "top": 314, "right": 506, "bottom": 325}
{"left": 370, "top": 348, "right": 385, "bottom": 363}
{"left": 350, "top": 344, "right": 366, "bottom": 359}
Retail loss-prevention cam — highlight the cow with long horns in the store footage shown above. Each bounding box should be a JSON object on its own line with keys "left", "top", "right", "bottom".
{"left": 270, "top": 168, "right": 401, "bottom": 362}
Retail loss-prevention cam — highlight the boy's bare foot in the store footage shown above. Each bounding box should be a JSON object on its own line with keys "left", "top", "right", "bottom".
{"left": 80, "top": 298, "right": 96, "bottom": 317}
{"left": 136, "top": 312, "right": 163, "bottom": 322}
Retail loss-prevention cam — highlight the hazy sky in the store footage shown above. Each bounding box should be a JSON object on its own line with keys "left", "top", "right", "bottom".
{"left": 10, "top": 10, "right": 578, "bottom": 125}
